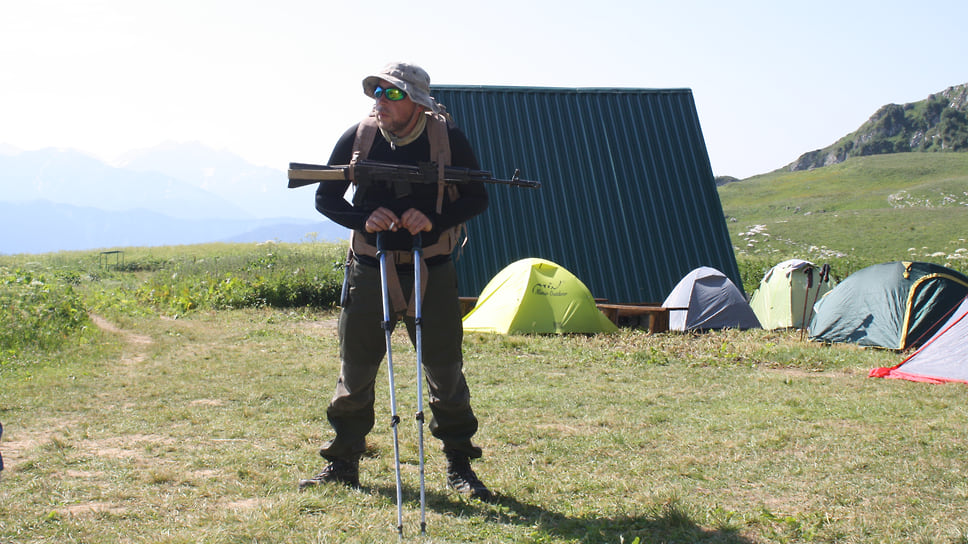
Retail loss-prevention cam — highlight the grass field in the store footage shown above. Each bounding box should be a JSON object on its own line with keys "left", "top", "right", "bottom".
{"left": 3, "top": 240, "right": 968, "bottom": 543}
{"left": 7, "top": 304, "right": 965, "bottom": 544}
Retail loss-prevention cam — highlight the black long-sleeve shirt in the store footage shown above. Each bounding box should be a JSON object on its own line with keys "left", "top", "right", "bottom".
{"left": 315, "top": 121, "right": 489, "bottom": 251}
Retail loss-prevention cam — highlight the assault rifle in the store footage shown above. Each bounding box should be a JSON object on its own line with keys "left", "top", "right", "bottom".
{"left": 287, "top": 160, "right": 541, "bottom": 196}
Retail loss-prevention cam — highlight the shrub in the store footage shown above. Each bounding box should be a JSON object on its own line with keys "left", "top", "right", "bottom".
{"left": 0, "top": 267, "right": 92, "bottom": 358}
{"left": 134, "top": 245, "right": 345, "bottom": 314}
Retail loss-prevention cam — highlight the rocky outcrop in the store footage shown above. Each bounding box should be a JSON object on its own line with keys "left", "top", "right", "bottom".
{"left": 787, "top": 83, "right": 968, "bottom": 171}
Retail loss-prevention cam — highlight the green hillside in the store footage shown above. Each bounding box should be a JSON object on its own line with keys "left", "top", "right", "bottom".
{"left": 719, "top": 153, "right": 968, "bottom": 286}
{"left": 786, "top": 83, "right": 968, "bottom": 170}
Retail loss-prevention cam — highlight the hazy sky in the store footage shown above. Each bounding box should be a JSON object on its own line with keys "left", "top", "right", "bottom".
{"left": 2, "top": 0, "right": 965, "bottom": 179}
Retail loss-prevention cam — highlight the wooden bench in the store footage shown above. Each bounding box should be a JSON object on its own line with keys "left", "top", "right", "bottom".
{"left": 459, "top": 297, "right": 479, "bottom": 316}
{"left": 460, "top": 297, "right": 610, "bottom": 316}
{"left": 596, "top": 303, "right": 669, "bottom": 333}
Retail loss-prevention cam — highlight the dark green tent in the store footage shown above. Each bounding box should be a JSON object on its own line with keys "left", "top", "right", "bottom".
{"left": 809, "top": 261, "right": 968, "bottom": 350}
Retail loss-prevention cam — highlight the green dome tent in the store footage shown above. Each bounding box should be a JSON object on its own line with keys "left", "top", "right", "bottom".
{"left": 809, "top": 261, "right": 968, "bottom": 350}
{"left": 749, "top": 259, "right": 835, "bottom": 330}
{"left": 461, "top": 258, "right": 618, "bottom": 334}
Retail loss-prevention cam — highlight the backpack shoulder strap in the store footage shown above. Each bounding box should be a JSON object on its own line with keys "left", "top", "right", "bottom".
{"left": 353, "top": 116, "right": 379, "bottom": 163}
{"left": 425, "top": 115, "right": 454, "bottom": 213}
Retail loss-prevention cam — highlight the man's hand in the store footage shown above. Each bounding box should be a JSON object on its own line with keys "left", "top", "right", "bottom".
{"left": 365, "top": 207, "right": 433, "bottom": 235}
{"left": 364, "top": 207, "right": 399, "bottom": 233}
{"left": 399, "top": 208, "right": 433, "bottom": 234}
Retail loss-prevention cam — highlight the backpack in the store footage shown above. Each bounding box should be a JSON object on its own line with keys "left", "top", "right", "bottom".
{"left": 347, "top": 113, "right": 464, "bottom": 316}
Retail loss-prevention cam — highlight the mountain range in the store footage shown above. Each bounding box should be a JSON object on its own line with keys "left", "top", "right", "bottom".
{"left": 0, "top": 143, "right": 348, "bottom": 255}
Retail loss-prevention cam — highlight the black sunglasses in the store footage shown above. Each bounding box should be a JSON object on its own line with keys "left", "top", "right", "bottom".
{"left": 374, "top": 86, "right": 407, "bottom": 101}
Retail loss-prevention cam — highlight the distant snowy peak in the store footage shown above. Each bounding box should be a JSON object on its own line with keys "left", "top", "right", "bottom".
{"left": 0, "top": 143, "right": 22, "bottom": 156}
{"left": 0, "top": 148, "right": 250, "bottom": 220}
{"left": 0, "top": 143, "right": 318, "bottom": 221}
{"left": 114, "top": 141, "right": 310, "bottom": 219}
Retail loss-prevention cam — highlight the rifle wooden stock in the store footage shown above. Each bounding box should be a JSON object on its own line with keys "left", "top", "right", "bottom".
{"left": 287, "top": 163, "right": 351, "bottom": 188}
{"left": 287, "top": 160, "right": 541, "bottom": 189}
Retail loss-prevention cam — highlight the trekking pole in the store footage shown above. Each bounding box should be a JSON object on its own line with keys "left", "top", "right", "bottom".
{"left": 799, "top": 267, "right": 814, "bottom": 342}
{"left": 806, "top": 264, "right": 830, "bottom": 338}
{"left": 376, "top": 232, "right": 405, "bottom": 537}
{"left": 412, "top": 232, "right": 427, "bottom": 534}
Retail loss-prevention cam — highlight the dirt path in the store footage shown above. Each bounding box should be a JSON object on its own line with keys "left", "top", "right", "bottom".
{"left": 1, "top": 315, "right": 158, "bottom": 475}
{"left": 88, "top": 313, "right": 153, "bottom": 364}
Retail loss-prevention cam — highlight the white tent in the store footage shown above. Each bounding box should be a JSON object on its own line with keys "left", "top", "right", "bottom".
{"left": 870, "top": 295, "right": 968, "bottom": 384}
{"left": 662, "top": 267, "right": 761, "bottom": 331}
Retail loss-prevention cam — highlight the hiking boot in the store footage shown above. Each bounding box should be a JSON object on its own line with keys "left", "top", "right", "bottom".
{"left": 298, "top": 457, "right": 360, "bottom": 489}
{"left": 446, "top": 451, "right": 494, "bottom": 502}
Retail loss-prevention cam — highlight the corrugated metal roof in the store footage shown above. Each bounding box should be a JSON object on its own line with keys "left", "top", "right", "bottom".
{"left": 432, "top": 85, "right": 741, "bottom": 303}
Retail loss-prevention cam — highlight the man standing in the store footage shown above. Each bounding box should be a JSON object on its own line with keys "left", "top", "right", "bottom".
{"left": 300, "top": 62, "right": 492, "bottom": 501}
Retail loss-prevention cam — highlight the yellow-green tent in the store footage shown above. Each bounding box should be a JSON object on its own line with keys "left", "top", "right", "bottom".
{"left": 749, "top": 259, "right": 835, "bottom": 330}
{"left": 462, "top": 258, "right": 617, "bottom": 334}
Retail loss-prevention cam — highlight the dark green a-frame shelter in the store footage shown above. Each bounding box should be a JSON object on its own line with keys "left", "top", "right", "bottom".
{"left": 432, "top": 85, "right": 739, "bottom": 303}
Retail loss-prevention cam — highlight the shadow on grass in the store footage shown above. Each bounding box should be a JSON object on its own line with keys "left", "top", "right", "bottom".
{"left": 360, "top": 483, "right": 755, "bottom": 544}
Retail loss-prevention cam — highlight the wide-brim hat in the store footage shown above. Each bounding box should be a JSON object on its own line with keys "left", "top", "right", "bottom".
{"left": 362, "top": 62, "right": 439, "bottom": 114}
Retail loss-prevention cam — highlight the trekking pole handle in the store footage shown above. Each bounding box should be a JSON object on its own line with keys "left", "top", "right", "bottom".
{"left": 376, "top": 230, "right": 386, "bottom": 256}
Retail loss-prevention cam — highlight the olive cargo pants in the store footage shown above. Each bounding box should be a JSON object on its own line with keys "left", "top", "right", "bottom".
{"left": 319, "top": 257, "right": 482, "bottom": 461}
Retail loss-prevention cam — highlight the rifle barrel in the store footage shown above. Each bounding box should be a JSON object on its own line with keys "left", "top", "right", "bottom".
{"left": 287, "top": 161, "right": 540, "bottom": 189}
